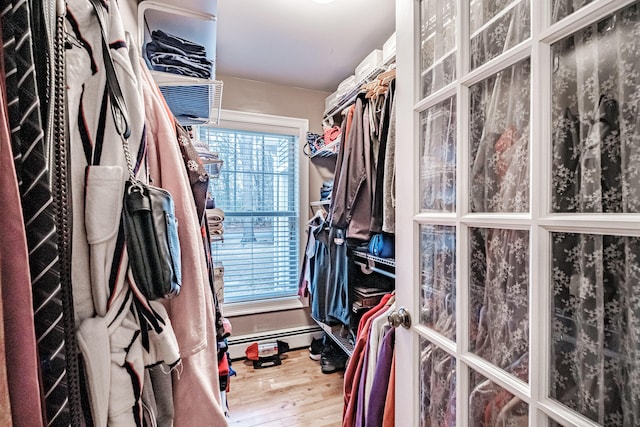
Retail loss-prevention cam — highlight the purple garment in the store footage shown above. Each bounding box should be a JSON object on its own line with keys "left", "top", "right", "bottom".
{"left": 365, "top": 328, "right": 395, "bottom": 427}
{"left": 354, "top": 332, "right": 372, "bottom": 426}
{"left": 354, "top": 307, "right": 389, "bottom": 427}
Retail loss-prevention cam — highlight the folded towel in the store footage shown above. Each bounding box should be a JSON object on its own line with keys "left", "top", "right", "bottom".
{"left": 209, "top": 222, "right": 223, "bottom": 231}
{"left": 206, "top": 208, "right": 225, "bottom": 222}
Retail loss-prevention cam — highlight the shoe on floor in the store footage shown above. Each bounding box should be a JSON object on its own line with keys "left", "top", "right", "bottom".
{"left": 320, "top": 343, "right": 347, "bottom": 374}
{"left": 308, "top": 336, "right": 324, "bottom": 361}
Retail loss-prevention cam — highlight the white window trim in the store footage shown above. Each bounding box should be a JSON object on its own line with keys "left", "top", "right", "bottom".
{"left": 213, "top": 109, "right": 310, "bottom": 316}
{"left": 223, "top": 296, "right": 307, "bottom": 317}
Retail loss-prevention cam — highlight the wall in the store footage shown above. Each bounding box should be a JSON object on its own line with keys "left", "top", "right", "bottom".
{"left": 217, "top": 74, "right": 327, "bottom": 132}
{"left": 217, "top": 74, "right": 333, "bottom": 337}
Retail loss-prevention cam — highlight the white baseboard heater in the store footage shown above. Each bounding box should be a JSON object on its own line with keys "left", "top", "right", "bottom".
{"left": 226, "top": 325, "right": 323, "bottom": 360}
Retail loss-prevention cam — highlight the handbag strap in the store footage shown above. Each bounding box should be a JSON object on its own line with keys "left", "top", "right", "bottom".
{"left": 87, "top": 0, "right": 137, "bottom": 182}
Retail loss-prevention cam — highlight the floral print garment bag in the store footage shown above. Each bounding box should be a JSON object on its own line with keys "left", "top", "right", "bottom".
{"left": 551, "top": 4, "right": 640, "bottom": 426}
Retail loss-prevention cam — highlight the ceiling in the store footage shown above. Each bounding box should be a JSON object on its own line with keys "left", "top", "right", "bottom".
{"left": 215, "top": 0, "right": 396, "bottom": 92}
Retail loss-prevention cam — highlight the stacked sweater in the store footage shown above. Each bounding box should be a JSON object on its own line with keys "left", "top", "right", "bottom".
{"left": 207, "top": 208, "right": 225, "bottom": 242}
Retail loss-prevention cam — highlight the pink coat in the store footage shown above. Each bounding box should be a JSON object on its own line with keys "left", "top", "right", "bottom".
{"left": 140, "top": 61, "right": 227, "bottom": 426}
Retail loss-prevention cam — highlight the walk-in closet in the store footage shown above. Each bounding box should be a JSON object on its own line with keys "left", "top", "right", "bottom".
{"left": 1, "top": 0, "right": 640, "bottom": 426}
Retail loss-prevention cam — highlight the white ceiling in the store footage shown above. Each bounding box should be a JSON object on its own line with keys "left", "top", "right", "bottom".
{"left": 215, "top": 0, "right": 396, "bottom": 92}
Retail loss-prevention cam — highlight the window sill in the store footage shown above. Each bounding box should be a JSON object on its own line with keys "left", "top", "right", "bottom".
{"left": 223, "top": 296, "right": 308, "bottom": 317}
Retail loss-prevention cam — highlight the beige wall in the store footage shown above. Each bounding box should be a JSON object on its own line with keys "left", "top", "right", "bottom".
{"left": 217, "top": 74, "right": 328, "bottom": 133}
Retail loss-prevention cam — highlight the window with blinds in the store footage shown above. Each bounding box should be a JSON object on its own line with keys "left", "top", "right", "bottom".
{"left": 198, "top": 127, "right": 300, "bottom": 303}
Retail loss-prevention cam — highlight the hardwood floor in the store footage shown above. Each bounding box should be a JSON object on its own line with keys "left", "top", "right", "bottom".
{"left": 227, "top": 348, "right": 345, "bottom": 427}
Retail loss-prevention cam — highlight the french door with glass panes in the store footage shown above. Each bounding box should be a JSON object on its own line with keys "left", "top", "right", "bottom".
{"left": 393, "top": 0, "right": 640, "bottom": 426}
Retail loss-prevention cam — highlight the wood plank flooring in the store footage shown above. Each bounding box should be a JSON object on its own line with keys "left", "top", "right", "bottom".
{"left": 227, "top": 348, "right": 345, "bottom": 427}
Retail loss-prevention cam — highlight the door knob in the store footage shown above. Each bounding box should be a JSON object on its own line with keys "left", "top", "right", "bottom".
{"left": 388, "top": 307, "right": 412, "bottom": 329}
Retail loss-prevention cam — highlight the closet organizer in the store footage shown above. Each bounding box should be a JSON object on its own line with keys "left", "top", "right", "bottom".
{"left": 0, "top": 1, "right": 229, "bottom": 425}
{"left": 299, "top": 52, "right": 398, "bottom": 427}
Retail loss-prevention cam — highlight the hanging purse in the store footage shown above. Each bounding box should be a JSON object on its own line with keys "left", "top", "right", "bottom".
{"left": 123, "top": 181, "right": 182, "bottom": 300}
{"left": 89, "top": 0, "right": 181, "bottom": 300}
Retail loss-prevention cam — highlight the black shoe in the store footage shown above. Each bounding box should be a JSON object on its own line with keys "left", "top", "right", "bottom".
{"left": 309, "top": 336, "right": 324, "bottom": 361}
{"left": 320, "top": 344, "right": 347, "bottom": 374}
{"left": 277, "top": 339, "right": 290, "bottom": 354}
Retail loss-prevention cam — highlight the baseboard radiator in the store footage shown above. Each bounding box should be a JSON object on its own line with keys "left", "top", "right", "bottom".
{"left": 227, "top": 325, "right": 323, "bottom": 360}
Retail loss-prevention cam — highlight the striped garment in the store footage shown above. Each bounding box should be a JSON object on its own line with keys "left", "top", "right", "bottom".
{"left": 65, "top": 1, "right": 180, "bottom": 425}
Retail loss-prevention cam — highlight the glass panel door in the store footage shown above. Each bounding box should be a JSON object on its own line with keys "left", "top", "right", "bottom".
{"left": 397, "top": 1, "right": 640, "bottom": 426}
{"left": 470, "top": 370, "right": 529, "bottom": 426}
{"left": 420, "top": 0, "right": 456, "bottom": 98}
{"left": 470, "top": 0, "right": 530, "bottom": 69}
{"left": 469, "top": 59, "right": 530, "bottom": 213}
{"left": 420, "top": 337, "right": 457, "bottom": 426}
{"left": 420, "top": 99, "right": 457, "bottom": 213}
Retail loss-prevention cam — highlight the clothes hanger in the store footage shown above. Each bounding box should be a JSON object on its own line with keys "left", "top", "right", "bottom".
{"left": 307, "top": 209, "right": 325, "bottom": 225}
{"left": 377, "top": 69, "right": 396, "bottom": 83}
{"left": 378, "top": 70, "right": 396, "bottom": 86}
{"left": 495, "top": 396, "right": 526, "bottom": 426}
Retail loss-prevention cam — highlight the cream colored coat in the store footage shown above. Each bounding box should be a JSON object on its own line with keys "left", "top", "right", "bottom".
{"left": 66, "top": 1, "right": 180, "bottom": 425}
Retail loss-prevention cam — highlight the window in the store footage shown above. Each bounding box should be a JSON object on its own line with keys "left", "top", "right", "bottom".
{"left": 197, "top": 112, "right": 306, "bottom": 305}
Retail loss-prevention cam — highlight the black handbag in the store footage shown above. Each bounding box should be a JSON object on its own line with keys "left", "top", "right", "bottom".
{"left": 90, "top": 0, "right": 181, "bottom": 300}
{"left": 123, "top": 181, "right": 182, "bottom": 300}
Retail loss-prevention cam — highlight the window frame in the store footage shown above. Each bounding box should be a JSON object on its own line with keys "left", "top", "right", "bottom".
{"left": 204, "top": 109, "right": 309, "bottom": 316}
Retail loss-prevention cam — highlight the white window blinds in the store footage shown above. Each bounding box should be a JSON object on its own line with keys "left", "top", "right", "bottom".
{"left": 199, "top": 127, "right": 300, "bottom": 303}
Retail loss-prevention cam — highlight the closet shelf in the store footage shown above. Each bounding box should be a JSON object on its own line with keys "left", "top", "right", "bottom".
{"left": 150, "top": 70, "right": 220, "bottom": 86}
{"left": 353, "top": 250, "right": 395, "bottom": 267}
{"left": 353, "top": 250, "right": 396, "bottom": 279}
{"left": 309, "top": 200, "right": 330, "bottom": 216}
{"left": 156, "top": 80, "right": 224, "bottom": 125}
{"left": 323, "top": 55, "right": 396, "bottom": 121}
{"left": 313, "top": 319, "right": 354, "bottom": 357}
{"left": 310, "top": 137, "right": 340, "bottom": 158}
{"left": 203, "top": 158, "right": 223, "bottom": 177}
{"left": 139, "top": 1, "right": 223, "bottom": 125}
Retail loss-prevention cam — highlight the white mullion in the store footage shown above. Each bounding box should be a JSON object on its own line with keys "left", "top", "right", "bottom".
{"left": 540, "top": 0, "right": 637, "bottom": 44}
{"left": 456, "top": 355, "right": 469, "bottom": 427}
{"left": 414, "top": 324, "right": 457, "bottom": 355}
{"left": 460, "top": 40, "right": 532, "bottom": 87}
{"left": 458, "top": 215, "right": 533, "bottom": 229}
{"left": 469, "top": 0, "right": 524, "bottom": 39}
{"left": 413, "top": 213, "right": 456, "bottom": 225}
{"left": 414, "top": 83, "right": 457, "bottom": 114}
{"left": 530, "top": 0, "right": 551, "bottom": 425}
{"left": 456, "top": 222, "right": 471, "bottom": 427}
{"left": 420, "top": 48, "right": 457, "bottom": 77}
{"left": 540, "top": 217, "right": 640, "bottom": 235}
{"left": 395, "top": 0, "right": 420, "bottom": 425}
{"left": 535, "top": 226, "right": 552, "bottom": 426}
{"left": 456, "top": 0, "right": 469, "bottom": 425}
{"left": 461, "top": 351, "right": 532, "bottom": 402}
{"left": 538, "top": 398, "right": 602, "bottom": 427}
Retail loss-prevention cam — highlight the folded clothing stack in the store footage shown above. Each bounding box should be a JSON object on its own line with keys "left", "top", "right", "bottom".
{"left": 145, "top": 29, "right": 214, "bottom": 79}
{"left": 320, "top": 180, "right": 333, "bottom": 201}
{"left": 323, "top": 125, "right": 341, "bottom": 146}
{"left": 207, "top": 208, "right": 225, "bottom": 242}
